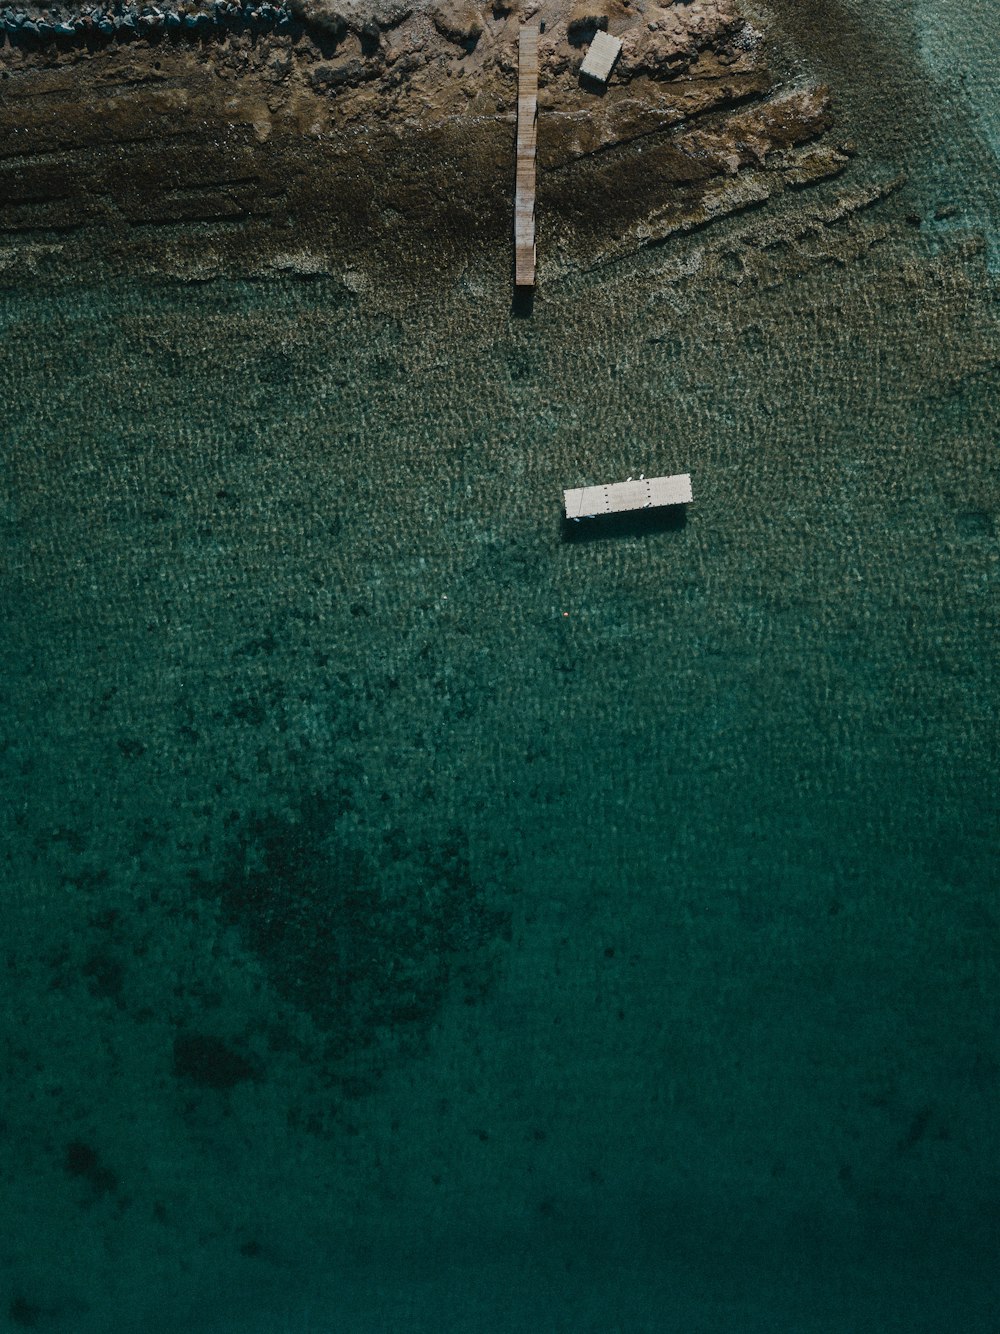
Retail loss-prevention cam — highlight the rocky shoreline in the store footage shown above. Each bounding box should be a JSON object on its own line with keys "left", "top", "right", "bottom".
{"left": 0, "top": 1, "right": 295, "bottom": 39}
{"left": 0, "top": 0, "right": 856, "bottom": 286}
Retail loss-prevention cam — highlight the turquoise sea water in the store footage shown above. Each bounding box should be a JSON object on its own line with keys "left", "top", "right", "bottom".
{"left": 1, "top": 4, "right": 998, "bottom": 1331}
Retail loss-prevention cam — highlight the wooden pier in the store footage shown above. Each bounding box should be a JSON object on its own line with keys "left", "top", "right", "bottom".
{"left": 515, "top": 24, "right": 539, "bottom": 287}
{"left": 564, "top": 473, "right": 693, "bottom": 519}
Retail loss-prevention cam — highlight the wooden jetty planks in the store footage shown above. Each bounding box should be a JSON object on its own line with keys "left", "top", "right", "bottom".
{"left": 563, "top": 473, "right": 693, "bottom": 518}
{"left": 515, "top": 24, "right": 539, "bottom": 287}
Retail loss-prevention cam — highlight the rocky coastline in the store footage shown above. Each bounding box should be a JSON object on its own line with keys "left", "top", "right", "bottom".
{"left": 0, "top": 0, "right": 856, "bottom": 286}
{"left": 0, "top": 0, "right": 294, "bottom": 39}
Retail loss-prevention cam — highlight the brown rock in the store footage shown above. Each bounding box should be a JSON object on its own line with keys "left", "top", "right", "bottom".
{"left": 289, "top": 0, "right": 412, "bottom": 38}
{"left": 431, "top": 0, "right": 483, "bottom": 45}
{"left": 310, "top": 57, "right": 367, "bottom": 89}
{"left": 567, "top": 0, "right": 611, "bottom": 41}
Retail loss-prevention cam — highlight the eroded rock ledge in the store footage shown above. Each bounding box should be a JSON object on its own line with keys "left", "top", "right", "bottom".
{"left": 0, "top": 0, "right": 853, "bottom": 285}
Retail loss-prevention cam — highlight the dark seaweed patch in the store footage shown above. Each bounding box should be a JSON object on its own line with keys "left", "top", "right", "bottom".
{"left": 194, "top": 792, "right": 510, "bottom": 1069}
{"left": 82, "top": 951, "right": 126, "bottom": 1006}
{"left": 173, "top": 1033, "right": 257, "bottom": 1091}
{"left": 956, "top": 510, "right": 994, "bottom": 538}
{"left": 63, "top": 1140, "right": 118, "bottom": 1199}
{"left": 9, "top": 1297, "right": 42, "bottom": 1328}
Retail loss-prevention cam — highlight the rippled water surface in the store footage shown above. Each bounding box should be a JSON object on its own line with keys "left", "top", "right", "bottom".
{"left": 1, "top": 4, "right": 998, "bottom": 1331}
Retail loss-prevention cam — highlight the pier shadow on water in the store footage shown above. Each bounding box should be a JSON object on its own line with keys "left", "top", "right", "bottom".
{"left": 560, "top": 505, "right": 688, "bottom": 543}
{"left": 511, "top": 284, "right": 535, "bottom": 318}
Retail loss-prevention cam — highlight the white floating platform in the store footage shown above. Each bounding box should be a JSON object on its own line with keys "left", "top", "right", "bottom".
{"left": 580, "top": 30, "right": 623, "bottom": 85}
{"left": 564, "top": 473, "right": 692, "bottom": 519}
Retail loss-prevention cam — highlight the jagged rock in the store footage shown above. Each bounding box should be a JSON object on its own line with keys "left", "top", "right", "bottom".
{"left": 567, "top": 0, "right": 610, "bottom": 41}
{"left": 289, "top": 0, "right": 409, "bottom": 35}
{"left": 287, "top": 0, "right": 345, "bottom": 36}
{"left": 431, "top": 0, "right": 481, "bottom": 46}
{"left": 310, "top": 55, "right": 365, "bottom": 87}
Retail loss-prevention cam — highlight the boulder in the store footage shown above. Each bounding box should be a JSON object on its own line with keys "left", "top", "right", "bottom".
{"left": 567, "top": 0, "right": 610, "bottom": 41}
{"left": 431, "top": 0, "right": 482, "bottom": 45}
{"left": 289, "top": 0, "right": 410, "bottom": 37}
{"left": 310, "top": 55, "right": 365, "bottom": 86}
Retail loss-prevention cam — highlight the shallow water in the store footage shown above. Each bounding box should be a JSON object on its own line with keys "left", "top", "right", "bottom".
{"left": 1, "top": 4, "right": 998, "bottom": 1331}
